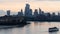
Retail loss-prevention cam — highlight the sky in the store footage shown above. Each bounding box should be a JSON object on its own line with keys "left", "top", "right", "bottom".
{"left": 0, "top": 0, "right": 60, "bottom": 16}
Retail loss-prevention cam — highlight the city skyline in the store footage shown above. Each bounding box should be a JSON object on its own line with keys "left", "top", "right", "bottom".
{"left": 5, "top": 3, "right": 60, "bottom": 17}
{"left": 0, "top": 3, "right": 60, "bottom": 16}
{"left": 0, "top": 0, "right": 60, "bottom": 12}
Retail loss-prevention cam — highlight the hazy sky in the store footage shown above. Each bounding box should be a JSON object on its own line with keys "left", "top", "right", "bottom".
{"left": 0, "top": 0, "right": 60, "bottom": 13}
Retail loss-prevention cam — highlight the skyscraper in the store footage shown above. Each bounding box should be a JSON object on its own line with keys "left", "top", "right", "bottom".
{"left": 52, "top": 12, "right": 55, "bottom": 16}
{"left": 58, "top": 12, "right": 60, "bottom": 16}
{"left": 18, "top": 9, "right": 23, "bottom": 16}
{"left": 24, "top": 3, "right": 32, "bottom": 17}
{"left": 34, "top": 9, "right": 38, "bottom": 17}
{"left": 29, "top": 9, "right": 32, "bottom": 17}
{"left": 7, "top": 10, "right": 10, "bottom": 16}
{"left": 18, "top": 12, "right": 21, "bottom": 16}
{"left": 20, "top": 9, "right": 23, "bottom": 16}
{"left": 39, "top": 8, "right": 42, "bottom": 14}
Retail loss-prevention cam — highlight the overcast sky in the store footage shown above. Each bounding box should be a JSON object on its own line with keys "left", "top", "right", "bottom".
{"left": 0, "top": 0, "right": 60, "bottom": 2}
{"left": 0, "top": 0, "right": 60, "bottom": 11}
{"left": 0, "top": 0, "right": 60, "bottom": 16}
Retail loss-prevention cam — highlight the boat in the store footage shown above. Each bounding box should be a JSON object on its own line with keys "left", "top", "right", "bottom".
{"left": 49, "top": 27, "right": 59, "bottom": 32}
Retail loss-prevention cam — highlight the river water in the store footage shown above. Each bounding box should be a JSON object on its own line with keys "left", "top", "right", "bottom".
{"left": 0, "top": 21, "right": 60, "bottom": 34}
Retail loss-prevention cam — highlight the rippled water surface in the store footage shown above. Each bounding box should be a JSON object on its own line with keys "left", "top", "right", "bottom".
{"left": 0, "top": 22, "right": 60, "bottom": 34}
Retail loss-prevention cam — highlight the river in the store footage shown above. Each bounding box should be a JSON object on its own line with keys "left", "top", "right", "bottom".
{"left": 0, "top": 21, "right": 60, "bottom": 34}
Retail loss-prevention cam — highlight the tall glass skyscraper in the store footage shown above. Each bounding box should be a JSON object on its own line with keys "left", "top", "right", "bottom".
{"left": 24, "top": 3, "right": 32, "bottom": 17}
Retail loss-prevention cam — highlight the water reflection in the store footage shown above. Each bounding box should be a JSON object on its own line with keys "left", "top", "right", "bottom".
{"left": 0, "top": 22, "right": 60, "bottom": 34}
{"left": 49, "top": 32, "right": 57, "bottom": 34}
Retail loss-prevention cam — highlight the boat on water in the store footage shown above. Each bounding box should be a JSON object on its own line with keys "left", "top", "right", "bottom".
{"left": 49, "top": 27, "right": 59, "bottom": 32}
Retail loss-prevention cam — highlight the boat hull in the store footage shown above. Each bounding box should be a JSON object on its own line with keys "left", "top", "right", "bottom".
{"left": 49, "top": 27, "right": 59, "bottom": 32}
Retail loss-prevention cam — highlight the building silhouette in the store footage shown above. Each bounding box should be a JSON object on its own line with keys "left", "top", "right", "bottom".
{"left": 18, "top": 9, "right": 23, "bottom": 16}
{"left": 29, "top": 9, "right": 32, "bottom": 17}
{"left": 7, "top": 10, "right": 10, "bottom": 16}
{"left": 2, "top": 3, "right": 60, "bottom": 21}
{"left": 41, "top": 11, "right": 44, "bottom": 15}
{"left": 58, "top": 12, "right": 60, "bottom": 16}
{"left": 20, "top": 9, "right": 23, "bottom": 16}
{"left": 39, "top": 8, "right": 42, "bottom": 14}
{"left": 52, "top": 12, "right": 55, "bottom": 16}
{"left": 34, "top": 9, "right": 38, "bottom": 17}
{"left": 24, "top": 3, "right": 32, "bottom": 17}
